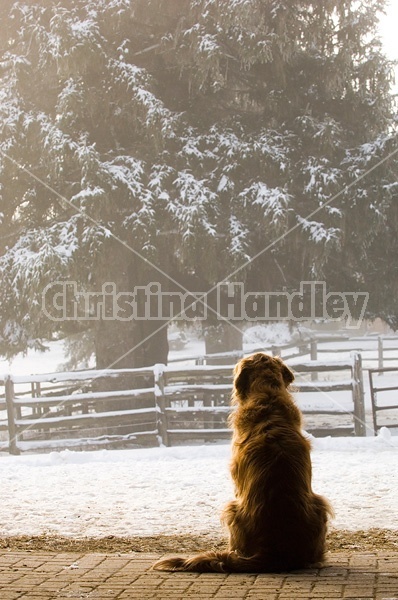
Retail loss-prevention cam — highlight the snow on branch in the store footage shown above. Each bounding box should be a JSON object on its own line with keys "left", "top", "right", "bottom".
{"left": 0, "top": 222, "right": 77, "bottom": 299}
{"left": 169, "top": 171, "right": 217, "bottom": 239}
{"left": 343, "top": 133, "right": 394, "bottom": 172}
{"left": 229, "top": 214, "right": 250, "bottom": 260}
{"left": 297, "top": 216, "right": 340, "bottom": 246}
{"left": 109, "top": 58, "right": 173, "bottom": 135}
{"left": 103, "top": 156, "right": 145, "bottom": 199}
{"left": 303, "top": 157, "right": 341, "bottom": 202}
{"left": 240, "top": 181, "right": 291, "bottom": 229}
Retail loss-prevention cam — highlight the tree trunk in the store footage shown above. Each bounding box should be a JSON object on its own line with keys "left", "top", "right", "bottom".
{"left": 94, "top": 318, "right": 168, "bottom": 370}
{"left": 92, "top": 243, "right": 169, "bottom": 428}
{"left": 203, "top": 320, "right": 243, "bottom": 365}
{"left": 93, "top": 242, "right": 170, "bottom": 371}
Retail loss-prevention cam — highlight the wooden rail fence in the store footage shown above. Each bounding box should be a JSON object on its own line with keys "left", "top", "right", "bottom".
{"left": 0, "top": 352, "right": 365, "bottom": 454}
{"left": 308, "top": 335, "right": 398, "bottom": 370}
{"left": 168, "top": 334, "right": 398, "bottom": 369}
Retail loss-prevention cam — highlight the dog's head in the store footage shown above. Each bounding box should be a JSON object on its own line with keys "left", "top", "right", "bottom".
{"left": 233, "top": 353, "right": 294, "bottom": 401}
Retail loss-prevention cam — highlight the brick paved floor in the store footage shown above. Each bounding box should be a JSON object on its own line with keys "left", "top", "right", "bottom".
{"left": 0, "top": 551, "right": 397, "bottom": 600}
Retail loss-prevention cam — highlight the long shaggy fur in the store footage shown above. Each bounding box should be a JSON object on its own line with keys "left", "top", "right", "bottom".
{"left": 153, "top": 353, "right": 333, "bottom": 573}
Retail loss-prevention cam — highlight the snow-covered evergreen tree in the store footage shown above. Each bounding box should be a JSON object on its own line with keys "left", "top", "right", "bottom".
{"left": 0, "top": 0, "right": 397, "bottom": 366}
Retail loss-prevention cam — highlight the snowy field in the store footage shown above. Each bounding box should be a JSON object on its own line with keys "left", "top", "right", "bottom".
{"left": 1, "top": 330, "right": 398, "bottom": 539}
{"left": 0, "top": 430, "right": 397, "bottom": 539}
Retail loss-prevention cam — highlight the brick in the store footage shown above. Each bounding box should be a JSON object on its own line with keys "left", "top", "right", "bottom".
{"left": 1, "top": 550, "right": 398, "bottom": 599}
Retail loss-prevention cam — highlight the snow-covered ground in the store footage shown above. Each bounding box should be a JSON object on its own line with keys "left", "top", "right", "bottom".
{"left": 0, "top": 430, "right": 397, "bottom": 539}
{"left": 1, "top": 329, "right": 398, "bottom": 539}
{"left": 0, "top": 341, "right": 67, "bottom": 377}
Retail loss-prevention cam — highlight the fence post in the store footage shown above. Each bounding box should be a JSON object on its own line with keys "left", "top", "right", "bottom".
{"left": 368, "top": 369, "right": 378, "bottom": 436}
{"left": 5, "top": 376, "right": 20, "bottom": 455}
{"left": 352, "top": 352, "right": 366, "bottom": 436}
{"left": 310, "top": 340, "right": 318, "bottom": 381}
{"left": 378, "top": 336, "right": 383, "bottom": 371}
{"left": 154, "top": 364, "right": 169, "bottom": 447}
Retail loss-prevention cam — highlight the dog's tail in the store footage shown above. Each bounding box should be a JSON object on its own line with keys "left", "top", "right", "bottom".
{"left": 153, "top": 550, "right": 265, "bottom": 573}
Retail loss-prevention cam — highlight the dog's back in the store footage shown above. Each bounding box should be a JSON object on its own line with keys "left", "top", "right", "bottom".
{"left": 225, "top": 387, "right": 331, "bottom": 570}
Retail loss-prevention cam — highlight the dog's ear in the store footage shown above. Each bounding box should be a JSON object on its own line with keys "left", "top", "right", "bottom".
{"left": 234, "top": 365, "right": 251, "bottom": 400}
{"left": 281, "top": 364, "right": 295, "bottom": 387}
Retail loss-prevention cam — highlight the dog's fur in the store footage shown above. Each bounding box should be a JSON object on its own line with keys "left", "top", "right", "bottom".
{"left": 153, "top": 353, "right": 333, "bottom": 573}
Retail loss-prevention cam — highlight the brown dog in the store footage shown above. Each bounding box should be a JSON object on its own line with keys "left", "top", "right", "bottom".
{"left": 153, "top": 352, "right": 332, "bottom": 573}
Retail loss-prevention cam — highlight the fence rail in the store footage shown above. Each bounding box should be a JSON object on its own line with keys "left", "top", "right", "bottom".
{"left": 169, "top": 334, "right": 398, "bottom": 371}
{"left": 310, "top": 335, "right": 398, "bottom": 369}
{"left": 0, "top": 352, "right": 366, "bottom": 454}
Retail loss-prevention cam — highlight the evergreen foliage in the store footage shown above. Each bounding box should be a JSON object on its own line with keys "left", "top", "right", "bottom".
{"left": 0, "top": 0, "right": 397, "bottom": 364}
